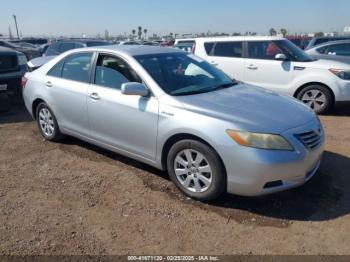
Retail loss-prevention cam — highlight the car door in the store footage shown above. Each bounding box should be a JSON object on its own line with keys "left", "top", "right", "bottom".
{"left": 44, "top": 52, "right": 93, "bottom": 137}
{"left": 244, "top": 41, "right": 294, "bottom": 94}
{"left": 204, "top": 41, "right": 245, "bottom": 81}
{"left": 87, "top": 53, "right": 159, "bottom": 161}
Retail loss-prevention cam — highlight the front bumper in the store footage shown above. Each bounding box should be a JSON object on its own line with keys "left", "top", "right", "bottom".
{"left": 220, "top": 119, "right": 325, "bottom": 196}
{"left": 334, "top": 79, "right": 350, "bottom": 102}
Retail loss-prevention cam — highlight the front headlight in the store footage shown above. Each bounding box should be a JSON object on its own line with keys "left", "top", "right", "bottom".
{"left": 227, "top": 130, "right": 294, "bottom": 151}
{"left": 329, "top": 69, "right": 350, "bottom": 81}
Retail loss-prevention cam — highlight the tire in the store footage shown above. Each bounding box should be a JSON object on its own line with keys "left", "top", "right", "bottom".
{"left": 167, "top": 139, "right": 226, "bottom": 201}
{"left": 35, "top": 102, "right": 63, "bottom": 141}
{"left": 296, "top": 85, "right": 333, "bottom": 114}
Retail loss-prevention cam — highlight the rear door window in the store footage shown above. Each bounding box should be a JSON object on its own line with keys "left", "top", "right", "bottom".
{"left": 213, "top": 42, "right": 243, "bottom": 57}
{"left": 205, "top": 42, "right": 243, "bottom": 58}
{"left": 61, "top": 53, "right": 93, "bottom": 83}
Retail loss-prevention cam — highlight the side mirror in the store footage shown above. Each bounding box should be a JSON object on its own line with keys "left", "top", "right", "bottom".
{"left": 121, "top": 82, "right": 149, "bottom": 97}
{"left": 275, "top": 53, "right": 288, "bottom": 61}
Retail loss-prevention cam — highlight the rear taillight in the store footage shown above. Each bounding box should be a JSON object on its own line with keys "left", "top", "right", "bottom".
{"left": 21, "top": 76, "right": 28, "bottom": 89}
{"left": 191, "top": 43, "right": 196, "bottom": 54}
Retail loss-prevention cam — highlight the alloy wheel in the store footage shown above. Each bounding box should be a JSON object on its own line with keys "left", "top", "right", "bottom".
{"left": 174, "top": 149, "right": 213, "bottom": 193}
{"left": 301, "top": 89, "right": 326, "bottom": 112}
{"left": 38, "top": 108, "right": 55, "bottom": 137}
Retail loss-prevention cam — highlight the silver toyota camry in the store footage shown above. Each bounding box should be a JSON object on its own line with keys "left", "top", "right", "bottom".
{"left": 22, "top": 45, "right": 325, "bottom": 201}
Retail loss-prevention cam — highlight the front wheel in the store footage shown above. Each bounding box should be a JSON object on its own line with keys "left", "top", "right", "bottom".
{"left": 297, "top": 85, "right": 333, "bottom": 114}
{"left": 167, "top": 140, "right": 226, "bottom": 201}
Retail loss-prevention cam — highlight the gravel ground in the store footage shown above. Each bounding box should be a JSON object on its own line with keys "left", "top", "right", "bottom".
{"left": 0, "top": 105, "right": 350, "bottom": 255}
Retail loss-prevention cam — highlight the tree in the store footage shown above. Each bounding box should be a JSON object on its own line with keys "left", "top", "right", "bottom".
{"left": 314, "top": 32, "right": 325, "bottom": 37}
{"left": 132, "top": 29, "right": 136, "bottom": 38}
{"left": 280, "top": 28, "right": 288, "bottom": 37}
{"left": 269, "top": 28, "right": 277, "bottom": 36}
{"left": 143, "top": 28, "right": 148, "bottom": 39}
{"left": 138, "top": 26, "right": 142, "bottom": 39}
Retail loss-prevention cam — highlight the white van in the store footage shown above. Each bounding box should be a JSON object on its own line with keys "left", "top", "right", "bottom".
{"left": 193, "top": 36, "right": 350, "bottom": 114}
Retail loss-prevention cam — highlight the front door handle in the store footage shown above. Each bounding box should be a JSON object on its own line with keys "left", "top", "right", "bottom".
{"left": 45, "top": 81, "right": 53, "bottom": 87}
{"left": 89, "top": 92, "right": 100, "bottom": 100}
{"left": 210, "top": 61, "right": 218, "bottom": 66}
{"left": 246, "top": 64, "right": 258, "bottom": 70}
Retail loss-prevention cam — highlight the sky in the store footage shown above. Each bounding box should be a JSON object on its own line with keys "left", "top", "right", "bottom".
{"left": 0, "top": 0, "right": 349, "bottom": 37}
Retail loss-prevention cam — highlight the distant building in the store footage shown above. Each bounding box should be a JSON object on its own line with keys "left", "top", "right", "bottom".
{"left": 345, "top": 26, "right": 350, "bottom": 34}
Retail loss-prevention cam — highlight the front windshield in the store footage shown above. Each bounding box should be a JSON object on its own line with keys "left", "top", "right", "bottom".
{"left": 274, "top": 40, "right": 315, "bottom": 62}
{"left": 135, "top": 53, "right": 236, "bottom": 96}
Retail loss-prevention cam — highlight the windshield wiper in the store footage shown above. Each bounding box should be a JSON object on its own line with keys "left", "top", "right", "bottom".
{"left": 172, "top": 81, "right": 238, "bottom": 96}
{"left": 208, "top": 81, "right": 238, "bottom": 92}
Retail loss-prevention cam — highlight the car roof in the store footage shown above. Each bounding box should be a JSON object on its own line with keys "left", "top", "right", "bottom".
{"left": 80, "top": 44, "right": 183, "bottom": 56}
{"left": 55, "top": 39, "right": 109, "bottom": 44}
{"left": 193, "top": 36, "right": 285, "bottom": 42}
{"left": 310, "top": 39, "right": 350, "bottom": 50}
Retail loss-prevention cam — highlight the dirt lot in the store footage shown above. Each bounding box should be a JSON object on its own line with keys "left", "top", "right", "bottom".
{"left": 0, "top": 104, "right": 350, "bottom": 255}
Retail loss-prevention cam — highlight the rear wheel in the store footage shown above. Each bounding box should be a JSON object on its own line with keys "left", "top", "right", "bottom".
{"left": 36, "top": 102, "right": 63, "bottom": 141}
{"left": 167, "top": 140, "right": 226, "bottom": 201}
{"left": 297, "top": 85, "right": 333, "bottom": 114}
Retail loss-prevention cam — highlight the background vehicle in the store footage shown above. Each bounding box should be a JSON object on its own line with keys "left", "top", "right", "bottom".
{"left": 287, "top": 36, "right": 311, "bottom": 50}
{"left": 23, "top": 46, "right": 324, "bottom": 201}
{"left": 27, "top": 39, "right": 112, "bottom": 71}
{"left": 0, "top": 47, "right": 26, "bottom": 106}
{"left": 11, "top": 42, "right": 39, "bottom": 50}
{"left": 0, "top": 40, "right": 40, "bottom": 60}
{"left": 118, "top": 41, "right": 141, "bottom": 45}
{"left": 193, "top": 36, "right": 350, "bottom": 114}
{"left": 44, "top": 39, "right": 112, "bottom": 56}
{"left": 39, "top": 43, "right": 50, "bottom": 55}
{"left": 305, "top": 40, "right": 350, "bottom": 63}
{"left": 306, "top": 36, "right": 350, "bottom": 50}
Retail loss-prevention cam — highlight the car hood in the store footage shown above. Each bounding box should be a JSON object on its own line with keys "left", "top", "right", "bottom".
{"left": 175, "top": 84, "right": 316, "bottom": 134}
{"left": 295, "top": 58, "right": 350, "bottom": 69}
{"left": 309, "top": 55, "right": 350, "bottom": 65}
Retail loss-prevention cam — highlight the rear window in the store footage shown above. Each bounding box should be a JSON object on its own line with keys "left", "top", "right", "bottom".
{"left": 0, "top": 54, "right": 18, "bottom": 72}
{"left": 59, "top": 43, "right": 77, "bottom": 53}
{"left": 45, "top": 43, "right": 60, "bottom": 56}
{"left": 205, "top": 42, "right": 243, "bottom": 58}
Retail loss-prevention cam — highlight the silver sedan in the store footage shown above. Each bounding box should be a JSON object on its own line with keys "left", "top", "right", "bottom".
{"left": 22, "top": 45, "right": 325, "bottom": 201}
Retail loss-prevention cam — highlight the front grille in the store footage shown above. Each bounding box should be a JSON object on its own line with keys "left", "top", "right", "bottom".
{"left": 295, "top": 129, "right": 323, "bottom": 150}
{"left": 0, "top": 55, "right": 19, "bottom": 73}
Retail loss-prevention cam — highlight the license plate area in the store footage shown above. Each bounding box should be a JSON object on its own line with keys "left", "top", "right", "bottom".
{"left": 0, "top": 84, "right": 8, "bottom": 91}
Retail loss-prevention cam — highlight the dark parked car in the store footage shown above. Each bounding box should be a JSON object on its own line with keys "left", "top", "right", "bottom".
{"left": 0, "top": 40, "right": 40, "bottom": 60}
{"left": 287, "top": 36, "right": 311, "bottom": 50}
{"left": 306, "top": 36, "right": 350, "bottom": 50}
{"left": 0, "top": 47, "right": 26, "bottom": 107}
{"left": 11, "top": 38, "right": 48, "bottom": 47}
{"left": 44, "top": 39, "right": 112, "bottom": 56}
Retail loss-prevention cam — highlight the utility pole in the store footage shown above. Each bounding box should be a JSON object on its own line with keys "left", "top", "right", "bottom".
{"left": 13, "top": 14, "right": 20, "bottom": 39}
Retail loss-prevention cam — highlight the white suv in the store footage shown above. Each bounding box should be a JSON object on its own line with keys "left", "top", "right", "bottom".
{"left": 192, "top": 36, "right": 350, "bottom": 114}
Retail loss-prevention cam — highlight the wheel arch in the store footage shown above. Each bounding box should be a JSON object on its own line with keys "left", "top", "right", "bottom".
{"left": 160, "top": 133, "right": 227, "bottom": 176}
{"left": 32, "top": 98, "right": 46, "bottom": 119}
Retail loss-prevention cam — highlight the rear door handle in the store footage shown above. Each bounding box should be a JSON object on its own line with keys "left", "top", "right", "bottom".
{"left": 210, "top": 61, "right": 218, "bottom": 66}
{"left": 89, "top": 92, "right": 100, "bottom": 100}
{"left": 45, "top": 81, "right": 53, "bottom": 87}
{"left": 246, "top": 65, "right": 258, "bottom": 70}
